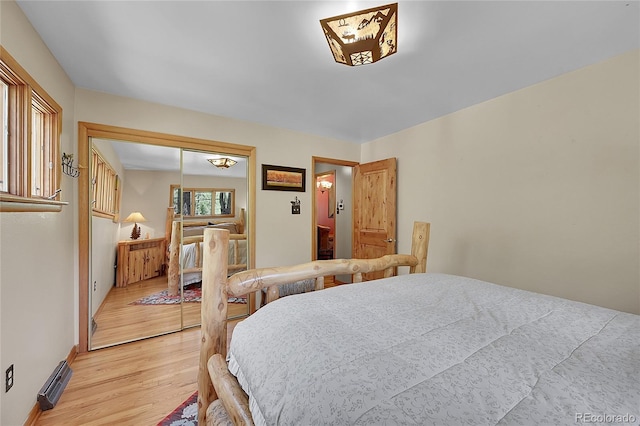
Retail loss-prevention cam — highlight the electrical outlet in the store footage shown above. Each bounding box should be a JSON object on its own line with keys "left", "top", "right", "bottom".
{"left": 6, "top": 364, "right": 14, "bottom": 392}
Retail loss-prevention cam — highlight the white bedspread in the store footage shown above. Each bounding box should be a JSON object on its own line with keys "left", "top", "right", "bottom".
{"left": 227, "top": 273, "right": 639, "bottom": 426}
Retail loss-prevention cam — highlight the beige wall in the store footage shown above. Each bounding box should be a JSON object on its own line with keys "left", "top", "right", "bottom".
{"left": 1, "top": 2, "right": 77, "bottom": 425}
{"left": 363, "top": 49, "right": 640, "bottom": 314}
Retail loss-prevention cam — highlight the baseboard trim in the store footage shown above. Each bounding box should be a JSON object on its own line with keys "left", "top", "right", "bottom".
{"left": 23, "top": 344, "right": 78, "bottom": 426}
{"left": 66, "top": 344, "right": 78, "bottom": 365}
{"left": 23, "top": 404, "right": 40, "bottom": 426}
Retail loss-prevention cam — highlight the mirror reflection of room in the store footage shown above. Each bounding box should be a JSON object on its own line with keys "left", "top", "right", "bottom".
{"left": 89, "top": 140, "right": 249, "bottom": 349}
{"left": 169, "top": 150, "right": 249, "bottom": 329}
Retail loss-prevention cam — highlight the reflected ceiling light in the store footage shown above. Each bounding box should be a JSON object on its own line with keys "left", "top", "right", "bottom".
{"left": 319, "top": 3, "right": 397, "bottom": 66}
{"left": 208, "top": 157, "right": 237, "bottom": 169}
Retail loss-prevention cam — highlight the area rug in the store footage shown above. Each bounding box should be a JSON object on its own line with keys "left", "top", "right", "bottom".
{"left": 158, "top": 391, "right": 198, "bottom": 426}
{"left": 130, "top": 287, "right": 246, "bottom": 305}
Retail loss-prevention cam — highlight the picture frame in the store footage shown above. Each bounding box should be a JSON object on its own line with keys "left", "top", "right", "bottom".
{"left": 262, "top": 164, "right": 306, "bottom": 192}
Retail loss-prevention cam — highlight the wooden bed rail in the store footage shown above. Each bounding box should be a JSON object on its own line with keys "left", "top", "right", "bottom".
{"left": 198, "top": 221, "right": 430, "bottom": 425}
{"left": 227, "top": 255, "right": 418, "bottom": 296}
{"left": 208, "top": 354, "right": 252, "bottom": 425}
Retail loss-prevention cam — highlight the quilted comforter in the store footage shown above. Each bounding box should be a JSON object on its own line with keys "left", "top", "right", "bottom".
{"left": 228, "top": 273, "right": 639, "bottom": 425}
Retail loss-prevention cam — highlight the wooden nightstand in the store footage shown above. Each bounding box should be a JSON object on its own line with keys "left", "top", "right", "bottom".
{"left": 116, "top": 237, "right": 166, "bottom": 287}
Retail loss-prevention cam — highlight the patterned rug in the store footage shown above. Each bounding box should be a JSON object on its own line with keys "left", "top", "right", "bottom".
{"left": 158, "top": 391, "right": 198, "bottom": 426}
{"left": 130, "top": 286, "right": 246, "bottom": 305}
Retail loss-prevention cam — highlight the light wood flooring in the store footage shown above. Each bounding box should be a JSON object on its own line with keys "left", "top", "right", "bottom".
{"left": 91, "top": 275, "right": 248, "bottom": 348}
{"left": 35, "top": 323, "right": 238, "bottom": 426}
{"left": 36, "top": 277, "right": 340, "bottom": 425}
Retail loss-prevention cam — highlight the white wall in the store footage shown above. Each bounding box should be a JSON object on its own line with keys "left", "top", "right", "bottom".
{"left": 90, "top": 139, "right": 125, "bottom": 316}
{"left": 1, "top": 2, "right": 77, "bottom": 425}
{"left": 91, "top": 217, "right": 119, "bottom": 316}
{"left": 362, "top": 49, "right": 640, "bottom": 314}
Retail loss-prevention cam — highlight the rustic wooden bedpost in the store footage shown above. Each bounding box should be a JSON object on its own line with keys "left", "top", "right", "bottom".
{"left": 168, "top": 221, "right": 181, "bottom": 296}
{"left": 198, "top": 228, "right": 230, "bottom": 425}
{"left": 410, "top": 222, "right": 430, "bottom": 274}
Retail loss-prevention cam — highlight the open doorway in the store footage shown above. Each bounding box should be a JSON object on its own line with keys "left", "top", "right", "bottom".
{"left": 312, "top": 157, "right": 358, "bottom": 285}
{"left": 315, "top": 170, "right": 336, "bottom": 260}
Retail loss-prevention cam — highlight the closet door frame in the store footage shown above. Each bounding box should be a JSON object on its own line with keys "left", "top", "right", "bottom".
{"left": 78, "top": 121, "right": 256, "bottom": 352}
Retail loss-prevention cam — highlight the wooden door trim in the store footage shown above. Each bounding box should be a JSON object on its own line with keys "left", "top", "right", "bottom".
{"left": 78, "top": 122, "right": 256, "bottom": 352}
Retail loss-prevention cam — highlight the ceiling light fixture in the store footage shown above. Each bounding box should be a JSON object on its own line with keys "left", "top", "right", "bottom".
{"left": 208, "top": 157, "right": 237, "bottom": 169}
{"left": 320, "top": 3, "right": 398, "bottom": 66}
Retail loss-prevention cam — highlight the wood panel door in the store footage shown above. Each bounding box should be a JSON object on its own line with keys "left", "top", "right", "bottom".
{"left": 353, "top": 157, "right": 397, "bottom": 280}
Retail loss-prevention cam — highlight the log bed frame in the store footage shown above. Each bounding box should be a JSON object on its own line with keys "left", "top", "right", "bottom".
{"left": 197, "top": 221, "right": 431, "bottom": 425}
{"left": 165, "top": 207, "right": 247, "bottom": 296}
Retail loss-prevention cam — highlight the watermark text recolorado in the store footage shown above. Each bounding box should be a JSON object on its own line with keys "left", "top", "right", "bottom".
{"left": 575, "top": 413, "right": 636, "bottom": 423}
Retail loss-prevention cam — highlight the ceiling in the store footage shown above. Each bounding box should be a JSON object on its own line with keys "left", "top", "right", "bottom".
{"left": 17, "top": 1, "right": 639, "bottom": 144}
{"left": 97, "top": 139, "right": 248, "bottom": 177}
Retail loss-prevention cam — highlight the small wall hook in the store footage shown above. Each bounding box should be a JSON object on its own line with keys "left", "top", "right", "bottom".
{"left": 62, "top": 153, "right": 80, "bottom": 178}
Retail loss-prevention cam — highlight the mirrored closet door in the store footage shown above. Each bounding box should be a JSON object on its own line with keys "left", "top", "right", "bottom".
{"left": 81, "top": 123, "right": 255, "bottom": 351}
{"left": 89, "top": 139, "right": 182, "bottom": 348}
{"left": 175, "top": 149, "right": 250, "bottom": 329}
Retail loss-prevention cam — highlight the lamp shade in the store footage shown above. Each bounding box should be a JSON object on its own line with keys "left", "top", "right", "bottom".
{"left": 123, "top": 211, "right": 147, "bottom": 223}
{"left": 320, "top": 3, "right": 398, "bottom": 66}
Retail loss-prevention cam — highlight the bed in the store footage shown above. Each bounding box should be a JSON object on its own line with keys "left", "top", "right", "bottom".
{"left": 196, "top": 224, "right": 639, "bottom": 426}
{"left": 165, "top": 207, "right": 248, "bottom": 296}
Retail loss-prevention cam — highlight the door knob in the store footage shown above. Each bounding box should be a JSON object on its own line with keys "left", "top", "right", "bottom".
{"left": 383, "top": 238, "right": 396, "bottom": 243}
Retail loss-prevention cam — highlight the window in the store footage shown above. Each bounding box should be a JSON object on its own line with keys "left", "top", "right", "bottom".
{"left": 1, "top": 79, "right": 7, "bottom": 192}
{"left": 170, "top": 185, "right": 235, "bottom": 219}
{"left": 0, "top": 47, "right": 63, "bottom": 212}
{"left": 91, "top": 147, "right": 120, "bottom": 220}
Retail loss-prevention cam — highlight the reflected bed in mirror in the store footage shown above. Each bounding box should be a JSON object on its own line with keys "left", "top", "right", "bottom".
{"left": 166, "top": 207, "right": 248, "bottom": 299}
{"left": 85, "top": 131, "right": 253, "bottom": 351}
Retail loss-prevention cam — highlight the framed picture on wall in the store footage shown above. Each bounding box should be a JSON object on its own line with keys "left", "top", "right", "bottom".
{"left": 262, "top": 164, "right": 306, "bottom": 192}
